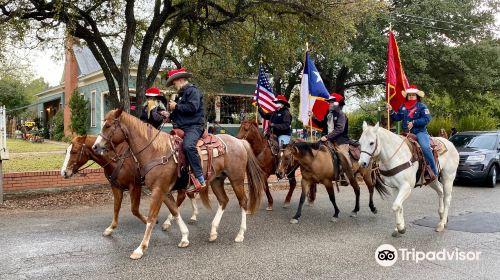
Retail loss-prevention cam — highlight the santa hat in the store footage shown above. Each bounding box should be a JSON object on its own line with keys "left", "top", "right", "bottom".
{"left": 327, "top": 92, "right": 344, "bottom": 103}
{"left": 273, "top": 95, "right": 290, "bottom": 107}
{"left": 145, "top": 87, "right": 167, "bottom": 103}
{"left": 402, "top": 85, "right": 425, "bottom": 98}
{"left": 166, "top": 68, "right": 193, "bottom": 86}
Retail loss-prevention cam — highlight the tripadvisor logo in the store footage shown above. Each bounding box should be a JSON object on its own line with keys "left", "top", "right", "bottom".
{"left": 375, "top": 244, "right": 481, "bottom": 267}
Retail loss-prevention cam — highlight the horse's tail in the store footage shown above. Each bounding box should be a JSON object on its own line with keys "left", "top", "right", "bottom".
{"left": 242, "top": 140, "right": 266, "bottom": 214}
{"left": 198, "top": 182, "right": 212, "bottom": 210}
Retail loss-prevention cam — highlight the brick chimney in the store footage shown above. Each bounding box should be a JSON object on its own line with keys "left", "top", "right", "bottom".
{"left": 63, "top": 36, "right": 80, "bottom": 136}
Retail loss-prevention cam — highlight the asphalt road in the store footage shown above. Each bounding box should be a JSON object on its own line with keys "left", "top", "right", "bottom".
{"left": 1, "top": 182, "right": 499, "bottom": 280}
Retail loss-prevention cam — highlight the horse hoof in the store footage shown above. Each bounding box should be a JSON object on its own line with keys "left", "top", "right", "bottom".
{"left": 235, "top": 235, "right": 245, "bottom": 242}
{"left": 130, "top": 249, "right": 143, "bottom": 260}
{"left": 103, "top": 228, "right": 113, "bottom": 236}
{"left": 162, "top": 223, "right": 172, "bottom": 231}
{"left": 350, "top": 212, "right": 358, "bottom": 218}
{"left": 372, "top": 208, "right": 378, "bottom": 214}
{"left": 209, "top": 234, "right": 218, "bottom": 242}
{"left": 283, "top": 203, "right": 290, "bottom": 209}
{"left": 398, "top": 228, "right": 406, "bottom": 234}
{"left": 391, "top": 230, "right": 401, "bottom": 238}
{"left": 331, "top": 217, "right": 339, "bottom": 223}
{"left": 178, "top": 240, "right": 190, "bottom": 248}
{"left": 290, "top": 219, "right": 299, "bottom": 224}
{"left": 266, "top": 206, "right": 273, "bottom": 211}
{"left": 435, "top": 224, "right": 445, "bottom": 232}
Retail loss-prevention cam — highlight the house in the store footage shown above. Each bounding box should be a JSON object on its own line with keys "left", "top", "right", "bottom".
{"left": 35, "top": 39, "right": 258, "bottom": 137}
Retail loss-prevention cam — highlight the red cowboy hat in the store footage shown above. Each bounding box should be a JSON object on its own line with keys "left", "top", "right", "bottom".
{"left": 273, "top": 95, "right": 290, "bottom": 107}
{"left": 327, "top": 92, "right": 344, "bottom": 103}
{"left": 166, "top": 68, "right": 193, "bottom": 86}
{"left": 402, "top": 85, "right": 425, "bottom": 98}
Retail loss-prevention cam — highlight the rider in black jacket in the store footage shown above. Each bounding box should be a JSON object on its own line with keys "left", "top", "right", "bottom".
{"left": 258, "top": 95, "right": 292, "bottom": 147}
{"left": 164, "top": 68, "right": 206, "bottom": 193}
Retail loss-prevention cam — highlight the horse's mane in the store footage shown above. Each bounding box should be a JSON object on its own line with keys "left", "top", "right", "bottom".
{"left": 293, "top": 141, "right": 322, "bottom": 157}
{"left": 108, "top": 110, "right": 171, "bottom": 154}
{"left": 242, "top": 120, "right": 265, "bottom": 140}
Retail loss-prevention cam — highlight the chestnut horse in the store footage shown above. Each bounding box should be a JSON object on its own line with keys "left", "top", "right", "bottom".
{"left": 60, "top": 135, "right": 199, "bottom": 236}
{"left": 277, "top": 141, "right": 389, "bottom": 223}
{"left": 92, "top": 109, "right": 266, "bottom": 259}
{"left": 237, "top": 121, "right": 316, "bottom": 210}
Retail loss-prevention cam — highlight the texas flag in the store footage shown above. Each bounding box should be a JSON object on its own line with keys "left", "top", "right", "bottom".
{"left": 299, "top": 52, "right": 331, "bottom": 128}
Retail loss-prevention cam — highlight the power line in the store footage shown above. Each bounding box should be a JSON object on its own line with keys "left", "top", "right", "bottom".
{"left": 393, "top": 20, "right": 471, "bottom": 34}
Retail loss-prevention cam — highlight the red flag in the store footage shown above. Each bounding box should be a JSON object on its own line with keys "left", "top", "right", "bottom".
{"left": 386, "top": 31, "right": 409, "bottom": 112}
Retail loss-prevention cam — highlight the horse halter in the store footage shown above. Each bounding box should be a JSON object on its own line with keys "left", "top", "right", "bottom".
{"left": 99, "top": 117, "right": 128, "bottom": 154}
{"left": 360, "top": 137, "right": 379, "bottom": 161}
{"left": 70, "top": 142, "right": 87, "bottom": 173}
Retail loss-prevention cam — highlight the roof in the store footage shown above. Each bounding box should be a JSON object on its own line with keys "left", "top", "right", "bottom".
{"left": 72, "top": 45, "right": 173, "bottom": 78}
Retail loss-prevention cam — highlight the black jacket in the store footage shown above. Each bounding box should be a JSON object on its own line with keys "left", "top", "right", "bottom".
{"left": 258, "top": 107, "right": 292, "bottom": 136}
{"left": 140, "top": 106, "right": 166, "bottom": 129}
{"left": 312, "top": 109, "right": 349, "bottom": 145}
{"left": 170, "top": 84, "right": 205, "bottom": 129}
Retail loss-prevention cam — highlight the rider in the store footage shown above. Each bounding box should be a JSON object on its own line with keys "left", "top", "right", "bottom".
{"left": 388, "top": 85, "right": 438, "bottom": 181}
{"left": 164, "top": 68, "right": 206, "bottom": 193}
{"left": 312, "top": 93, "right": 351, "bottom": 185}
{"left": 140, "top": 87, "right": 167, "bottom": 129}
{"left": 258, "top": 95, "right": 292, "bottom": 147}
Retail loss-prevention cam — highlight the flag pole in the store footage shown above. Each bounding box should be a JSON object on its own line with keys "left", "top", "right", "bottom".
{"left": 305, "top": 43, "right": 313, "bottom": 141}
{"left": 387, "top": 25, "right": 391, "bottom": 130}
{"left": 256, "top": 55, "right": 263, "bottom": 124}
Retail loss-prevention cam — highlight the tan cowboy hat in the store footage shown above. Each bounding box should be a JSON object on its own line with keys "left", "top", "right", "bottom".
{"left": 402, "top": 85, "right": 425, "bottom": 98}
{"left": 166, "top": 68, "right": 193, "bottom": 87}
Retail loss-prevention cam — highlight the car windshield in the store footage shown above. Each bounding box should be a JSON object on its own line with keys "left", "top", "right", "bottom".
{"left": 450, "top": 134, "right": 497, "bottom": 150}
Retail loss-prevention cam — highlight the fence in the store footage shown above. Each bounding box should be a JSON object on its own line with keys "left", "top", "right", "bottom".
{"left": 1, "top": 105, "right": 8, "bottom": 203}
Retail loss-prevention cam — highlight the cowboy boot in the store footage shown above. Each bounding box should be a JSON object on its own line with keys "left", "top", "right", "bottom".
{"left": 186, "top": 174, "right": 206, "bottom": 193}
{"left": 424, "top": 166, "right": 437, "bottom": 185}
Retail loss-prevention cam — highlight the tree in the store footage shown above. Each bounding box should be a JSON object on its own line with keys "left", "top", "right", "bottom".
{"left": 0, "top": 76, "right": 33, "bottom": 116}
{"left": 0, "top": 0, "right": 339, "bottom": 116}
{"left": 69, "top": 89, "right": 89, "bottom": 135}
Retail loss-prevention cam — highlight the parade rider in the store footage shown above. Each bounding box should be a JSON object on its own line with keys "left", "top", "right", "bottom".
{"left": 258, "top": 95, "right": 292, "bottom": 147}
{"left": 163, "top": 68, "right": 206, "bottom": 193}
{"left": 140, "top": 87, "right": 168, "bottom": 129}
{"left": 387, "top": 85, "right": 438, "bottom": 182}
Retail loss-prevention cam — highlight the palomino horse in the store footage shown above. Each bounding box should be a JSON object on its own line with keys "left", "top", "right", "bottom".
{"left": 237, "top": 120, "right": 316, "bottom": 210}
{"left": 92, "top": 109, "right": 266, "bottom": 259}
{"left": 277, "top": 141, "right": 389, "bottom": 223}
{"left": 60, "top": 135, "right": 199, "bottom": 236}
{"left": 358, "top": 122, "right": 459, "bottom": 236}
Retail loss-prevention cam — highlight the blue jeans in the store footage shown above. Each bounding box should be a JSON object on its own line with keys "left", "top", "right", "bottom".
{"left": 416, "top": 132, "right": 438, "bottom": 175}
{"left": 182, "top": 126, "right": 204, "bottom": 178}
{"left": 278, "top": 135, "right": 291, "bottom": 147}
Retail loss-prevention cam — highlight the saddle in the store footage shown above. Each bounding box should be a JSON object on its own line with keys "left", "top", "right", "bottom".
{"left": 403, "top": 133, "right": 448, "bottom": 186}
{"left": 265, "top": 132, "right": 280, "bottom": 156}
{"left": 170, "top": 128, "right": 226, "bottom": 184}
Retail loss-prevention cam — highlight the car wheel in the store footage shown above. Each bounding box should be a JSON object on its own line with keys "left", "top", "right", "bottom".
{"left": 486, "top": 165, "right": 498, "bottom": 188}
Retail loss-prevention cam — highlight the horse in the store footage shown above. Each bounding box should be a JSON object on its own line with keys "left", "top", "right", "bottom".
{"left": 237, "top": 120, "right": 316, "bottom": 210}
{"left": 60, "top": 135, "right": 199, "bottom": 236}
{"left": 92, "top": 109, "right": 266, "bottom": 259}
{"left": 276, "top": 141, "right": 389, "bottom": 223}
{"left": 358, "top": 122, "right": 459, "bottom": 236}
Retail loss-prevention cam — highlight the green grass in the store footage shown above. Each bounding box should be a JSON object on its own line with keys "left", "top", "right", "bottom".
{"left": 6, "top": 139, "right": 68, "bottom": 153}
{"left": 2, "top": 154, "right": 100, "bottom": 173}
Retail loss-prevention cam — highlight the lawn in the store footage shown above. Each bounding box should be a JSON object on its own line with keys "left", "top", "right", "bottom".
{"left": 6, "top": 139, "right": 68, "bottom": 153}
{"left": 2, "top": 154, "right": 100, "bottom": 173}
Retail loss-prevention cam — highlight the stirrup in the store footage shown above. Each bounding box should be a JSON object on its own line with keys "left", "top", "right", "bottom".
{"left": 186, "top": 177, "right": 205, "bottom": 193}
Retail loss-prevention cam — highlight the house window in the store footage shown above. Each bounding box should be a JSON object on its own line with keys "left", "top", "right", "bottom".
{"left": 91, "top": 91, "right": 96, "bottom": 127}
{"left": 39, "top": 110, "right": 43, "bottom": 121}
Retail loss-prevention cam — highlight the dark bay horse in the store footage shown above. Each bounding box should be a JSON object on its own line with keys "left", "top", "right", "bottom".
{"left": 92, "top": 109, "right": 266, "bottom": 259}
{"left": 237, "top": 120, "right": 316, "bottom": 210}
{"left": 60, "top": 135, "right": 199, "bottom": 236}
{"left": 277, "top": 141, "right": 389, "bottom": 223}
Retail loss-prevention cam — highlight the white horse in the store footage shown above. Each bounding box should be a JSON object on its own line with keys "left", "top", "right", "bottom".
{"left": 358, "top": 122, "right": 459, "bottom": 236}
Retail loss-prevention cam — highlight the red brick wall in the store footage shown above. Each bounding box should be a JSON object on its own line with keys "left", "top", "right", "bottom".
{"left": 3, "top": 168, "right": 108, "bottom": 193}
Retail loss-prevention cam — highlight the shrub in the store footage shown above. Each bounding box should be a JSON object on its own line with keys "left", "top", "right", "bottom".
{"left": 52, "top": 110, "right": 65, "bottom": 141}
{"left": 69, "top": 89, "right": 89, "bottom": 135}
{"left": 348, "top": 111, "right": 378, "bottom": 140}
{"left": 427, "top": 117, "right": 453, "bottom": 136}
{"left": 456, "top": 114, "right": 498, "bottom": 132}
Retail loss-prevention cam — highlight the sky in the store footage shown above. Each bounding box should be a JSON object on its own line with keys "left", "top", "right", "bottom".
{"left": 31, "top": 12, "right": 500, "bottom": 88}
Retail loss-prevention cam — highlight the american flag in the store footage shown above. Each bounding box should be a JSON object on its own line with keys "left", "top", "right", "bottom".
{"left": 254, "top": 64, "right": 278, "bottom": 131}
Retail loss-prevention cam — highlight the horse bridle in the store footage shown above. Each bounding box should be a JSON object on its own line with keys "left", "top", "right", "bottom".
{"left": 360, "top": 137, "right": 379, "bottom": 159}
{"left": 277, "top": 147, "right": 300, "bottom": 179}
